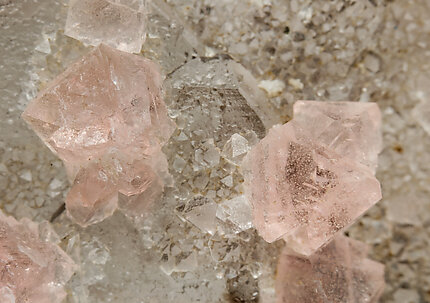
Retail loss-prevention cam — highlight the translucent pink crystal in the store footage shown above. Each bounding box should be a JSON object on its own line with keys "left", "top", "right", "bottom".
{"left": 293, "top": 101, "right": 382, "bottom": 173}
{"left": 276, "top": 235, "right": 385, "bottom": 303}
{"left": 0, "top": 211, "right": 75, "bottom": 303}
{"left": 242, "top": 121, "right": 381, "bottom": 255}
{"left": 22, "top": 44, "right": 175, "bottom": 226}
{"left": 65, "top": 0, "right": 147, "bottom": 53}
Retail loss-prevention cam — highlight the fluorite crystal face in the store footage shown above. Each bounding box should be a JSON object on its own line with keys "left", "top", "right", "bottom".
{"left": 65, "top": 0, "right": 147, "bottom": 53}
{"left": 293, "top": 101, "right": 382, "bottom": 172}
{"left": 0, "top": 211, "right": 76, "bottom": 303}
{"left": 276, "top": 235, "right": 385, "bottom": 303}
{"left": 242, "top": 121, "right": 382, "bottom": 255}
{"left": 22, "top": 44, "right": 174, "bottom": 226}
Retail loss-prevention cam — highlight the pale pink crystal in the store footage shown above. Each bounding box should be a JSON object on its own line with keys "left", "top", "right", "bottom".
{"left": 242, "top": 121, "right": 381, "bottom": 255}
{"left": 0, "top": 211, "right": 76, "bottom": 303}
{"left": 276, "top": 235, "right": 385, "bottom": 303}
{"left": 22, "top": 44, "right": 175, "bottom": 226}
{"left": 293, "top": 101, "right": 382, "bottom": 173}
{"left": 65, "top": 0, "right": 147, "bottom": 53}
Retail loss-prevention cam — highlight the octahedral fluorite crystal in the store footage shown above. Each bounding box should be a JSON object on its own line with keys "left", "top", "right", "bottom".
{"left": 65, "top": 0, "right": 147, "bottom": 53}
{"left": 0, "top": 210, "right": 76, "bottom": 303}
{"left": 22, "top": 44, "right": 174, "bottom": 226}
{"left": 276, "top": 235, "right": 385, "bottom": 303}
{"left": 242, "top": 101, "right": 382, "bottom": 256}
{"left": 293, "top": 101, "right": 382, "bottom": 173}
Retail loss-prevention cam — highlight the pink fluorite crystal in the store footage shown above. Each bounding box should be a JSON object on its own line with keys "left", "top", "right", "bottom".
{"left": 293, "top": 101, "right": 382, "bottom": 172}
{"left": 22, "top": 44, "right": 174, "bottom": 226}
{"left": 242, "top": 108, "right": 382, "bottom": 255}
{"left": 276, "top": 235, "right": 385, "bottom": 303}
{"left": 65, "top": 0, "right": 147, "bottom": 53}
{"left": 0, "top": 211, "right": 75, "bottom": 303}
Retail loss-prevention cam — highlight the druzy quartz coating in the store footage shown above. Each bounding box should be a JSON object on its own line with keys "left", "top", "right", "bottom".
{"left": 242, "top": 101, "right": 382, "bottom": 256}
{"left": 0, "top": 210, "right": 76, "bottom": 303}
{"left": 22, "top": 44, "right": 174, "bottom": 226}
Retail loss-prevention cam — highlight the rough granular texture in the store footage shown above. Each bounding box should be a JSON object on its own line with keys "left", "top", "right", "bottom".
{"left": 0, "top": 210, "right": 75, "bottom": 303}
{"left": 276, "top": 235, "right": 385, "bottom": 303}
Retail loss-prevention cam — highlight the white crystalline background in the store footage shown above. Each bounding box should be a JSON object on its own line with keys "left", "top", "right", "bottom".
{"left": 1, "top": 0, "right": 430, "bottom": 302}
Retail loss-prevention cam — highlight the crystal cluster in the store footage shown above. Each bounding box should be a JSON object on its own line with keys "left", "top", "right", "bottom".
{"left": 65, "top": 0, "right": 147, "bottom": 53}
{"left": 22, "top": 44, "right": 174, "bottom": 226}
{"left": 0, "top": 210, "right": 75, "bottom": 303}
{"left": 242, "top": 101, "right": 382, "bottom": 255}
{"left": 276, "top": 235, "right": 385, "bottom": 303}
{"left": 164, "top": 57, "right": 267, "bottom": 235}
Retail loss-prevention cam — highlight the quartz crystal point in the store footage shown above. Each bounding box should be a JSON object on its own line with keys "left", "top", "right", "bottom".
{"left": 276, "top": 235, "right": 385, "bottom": 303}
{"left": 242, "top": 121, "right": 382, "bottom": 255}
{"left": 22, "top": 44, "right": 175, "bottom": 226}
{"left": 65, "top": 0, "right": 147, "bottom": 53}
{"left": 293, "top": 101, "right": 382, "bottom": 172}
{"left": 0, "top": 211, "right": 76, "bottom": 303}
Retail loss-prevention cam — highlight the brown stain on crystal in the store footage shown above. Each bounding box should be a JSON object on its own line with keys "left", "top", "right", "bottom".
{"left": 284, "top": 142, "right": 337, "bottom": 222}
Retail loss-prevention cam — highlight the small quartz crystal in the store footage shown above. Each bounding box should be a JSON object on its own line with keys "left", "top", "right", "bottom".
{"left": 242, "top": 102, "right": 382, "bottom": 255}
{"left": 276, "top": 235, "right": 385, "bottom": 303}
{"left": 0, "top": 211, "right": 76, "bottom": 303}
{"left": 65, "top": 0, "right": 147, "bottom": 53}
{"left": 176, "top": 196, "right": 218, "bottom": 235}
{"left": 22, "top": 44, "right": 174, "bottom": 226}
{"left": 216, "top": 195, "right": 253, "bottom": 233}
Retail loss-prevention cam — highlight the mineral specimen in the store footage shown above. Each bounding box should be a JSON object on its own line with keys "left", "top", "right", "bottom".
{"left": 65, "top": 0, "right": 147, "bottom": 53}
{"left": 242, "top": 116, "right": 382, "bottom": 255}
{"left": 293, "top": 101, "right": 382, "bottom": 172}
{"left": 22, "top": 44, "right": 174, "bottom": 226}
{"left": 0, "top": 210, "right": 75, "bottom": 303}
{"left": 276, "top": 235, "right": 385, "bottom": 303}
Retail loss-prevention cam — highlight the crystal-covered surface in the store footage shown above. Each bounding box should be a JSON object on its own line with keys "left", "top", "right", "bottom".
{"left": 242, "top": 121, "right": 382, "bottom": 255}
{"left": 293, "top": 101, "right": 382, "bottom": 172}
{"left": 276, "top": 235, "right": 385, "bottom": 303}
{"left": 2, "top": 0, "right": 430, "bottom": 302}
{"left": 22, "top": 44, "right": 174, "bottom": 226}
{"left": 0, "top": 210, "right": 76, "bottom": 303}
{"left": 65, "top": 0, "right": 147, "bottom": 53}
